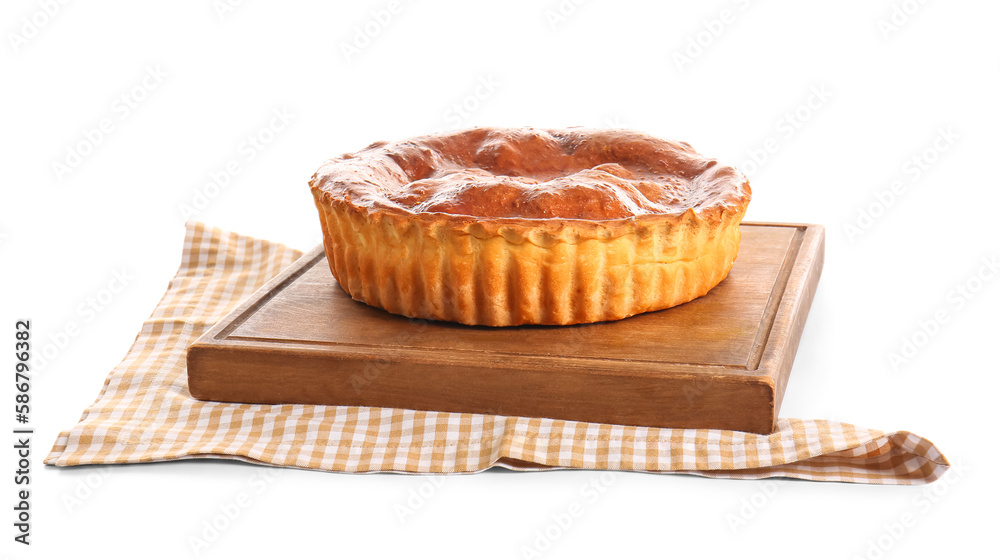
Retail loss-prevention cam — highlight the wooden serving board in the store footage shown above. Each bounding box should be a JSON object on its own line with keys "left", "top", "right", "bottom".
{"left": 187, "top": 222, "right": 824, "bottom": 434}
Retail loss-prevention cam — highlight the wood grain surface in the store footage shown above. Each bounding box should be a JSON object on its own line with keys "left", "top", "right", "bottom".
{"left": 187, "top": 222, "right": 825, "bottom": 434}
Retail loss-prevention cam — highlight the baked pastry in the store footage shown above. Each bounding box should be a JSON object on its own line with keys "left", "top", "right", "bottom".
{"left": 309, "top": 127, "right": 750, "bottom": 326}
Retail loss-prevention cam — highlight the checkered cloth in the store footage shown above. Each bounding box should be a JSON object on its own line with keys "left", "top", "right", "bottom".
{"left": 46, "top": 222, "right": 949, "bottom": 484}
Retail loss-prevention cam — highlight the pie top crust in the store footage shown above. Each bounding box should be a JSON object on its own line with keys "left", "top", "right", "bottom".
{"left": 310, "top": 127, "right": 750, "bottom": 241}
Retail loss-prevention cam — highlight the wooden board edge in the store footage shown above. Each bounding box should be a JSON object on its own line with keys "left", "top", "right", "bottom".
{"left": 758, "top": 224, "right": 825, "bottom": 431}
{"left": 187, "top": 345, "right": 779, "bottom": 433}
{"left": 187, "top": 246, "right": 325, "bottom": 353}
{"left": 744, "top": 224, "right": 805, "bottom": 371}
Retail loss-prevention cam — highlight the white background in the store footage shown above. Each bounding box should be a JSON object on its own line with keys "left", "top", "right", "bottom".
{"left": 2, "top": 0, "right": 997, "bottom": 558}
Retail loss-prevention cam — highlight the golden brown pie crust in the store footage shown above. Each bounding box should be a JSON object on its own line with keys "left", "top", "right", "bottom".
{"left": 310, "top": 127, "right": 751, "bottom": 326}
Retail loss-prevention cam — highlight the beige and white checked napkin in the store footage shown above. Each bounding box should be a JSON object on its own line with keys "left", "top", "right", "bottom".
{"left": 46, "top": 223, "right": 949, "bottom": 484}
